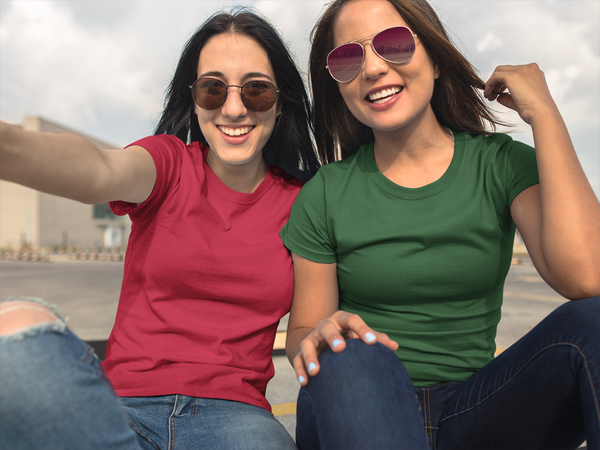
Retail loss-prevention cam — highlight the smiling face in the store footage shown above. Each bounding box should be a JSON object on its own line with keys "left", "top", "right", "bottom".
{"left": 195, "top": 33, "right": 279, "bottom": 174}
{"left": 333, "top": 0, "right": 439, "bottom": 136}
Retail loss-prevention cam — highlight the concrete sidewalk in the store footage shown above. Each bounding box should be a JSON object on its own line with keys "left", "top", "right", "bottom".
{"left": 0, "top": 258, "right": 585, "bottom": 447}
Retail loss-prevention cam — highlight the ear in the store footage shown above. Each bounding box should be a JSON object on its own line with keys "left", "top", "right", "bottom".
{"left": 433, "top": 62, "right": 440, "bottom": 80}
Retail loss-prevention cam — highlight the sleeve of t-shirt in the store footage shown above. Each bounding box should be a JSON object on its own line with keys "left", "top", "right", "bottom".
{"left": 109, "top": 134, "right": 182, "bottom": 221}
{"left": 494, "top": 137, "right": 539, "bottom": 206}
{"left": 279, "top": 170, "right": 338, "bottom": 264}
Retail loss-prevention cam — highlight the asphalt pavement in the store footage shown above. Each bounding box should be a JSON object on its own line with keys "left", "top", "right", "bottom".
{"left": 0, "top": 256, "right": 575, "bottom": 441}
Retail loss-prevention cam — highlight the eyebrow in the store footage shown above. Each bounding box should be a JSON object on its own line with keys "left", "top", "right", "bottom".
{"left": 196, "top": 71, "right": 274, "bottom": 82}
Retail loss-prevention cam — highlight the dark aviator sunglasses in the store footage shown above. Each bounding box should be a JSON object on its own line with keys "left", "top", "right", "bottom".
{"left": 189, "top": 78, "right": 280, "bottom": 112}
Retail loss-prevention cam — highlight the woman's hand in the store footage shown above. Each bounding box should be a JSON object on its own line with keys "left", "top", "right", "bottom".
{"left": 483, "top": 63, "right": 558, "bottom": 125}
{"left": 292, "top": 310, "right": 398, "bottom": 386}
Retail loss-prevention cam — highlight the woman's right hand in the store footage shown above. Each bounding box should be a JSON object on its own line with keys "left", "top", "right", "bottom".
{"left": 292, "top": 310, "right": 398, "bottom": 386}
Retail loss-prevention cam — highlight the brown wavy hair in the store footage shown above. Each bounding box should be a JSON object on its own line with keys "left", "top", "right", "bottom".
{"left": 310, "top": 0, "right": 507, "bottom": 163}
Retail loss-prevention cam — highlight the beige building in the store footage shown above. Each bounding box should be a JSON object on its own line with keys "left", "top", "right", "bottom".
{"left": 0, "top": 116, "right": 131, "bottom": 250}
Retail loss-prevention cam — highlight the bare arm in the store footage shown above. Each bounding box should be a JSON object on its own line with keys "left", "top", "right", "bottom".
{"left": 485, "top": 64, "right": 600, "bottom": 299}
{"left": 286, "top": 253, "right": 398, "bottom": 385}
{"left": 0, "top": 121, "right": 156, "bottom": 204}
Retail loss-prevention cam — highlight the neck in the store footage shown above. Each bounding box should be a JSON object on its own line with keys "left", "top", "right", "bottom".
{"left": 206, "top": 151, "right": 268, "bottom": 193}
{"left": 373, "top": 106, "right": 449, "bottom": 156}
{"left": 372, "top": 109, "right": 455, "bottom": 188}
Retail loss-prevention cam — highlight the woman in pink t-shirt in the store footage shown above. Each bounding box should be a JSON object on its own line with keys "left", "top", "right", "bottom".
{"left": 0, "top": 9, "right": 318, "bottom": 450}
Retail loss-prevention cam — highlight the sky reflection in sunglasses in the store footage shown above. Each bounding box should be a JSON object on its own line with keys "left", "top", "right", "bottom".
{"left": 189, "top": 78, "right": 279, "bottom": 112}
{"left": 327, "top": 26, "right": 417, "bottom": 83}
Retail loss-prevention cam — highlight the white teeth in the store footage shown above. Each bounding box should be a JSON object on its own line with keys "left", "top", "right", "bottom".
{"left": 219, "top": 126, "right": 253, "bottom": 136}
{"left": 368, "top": 87, "right": 402, "bottom": 103}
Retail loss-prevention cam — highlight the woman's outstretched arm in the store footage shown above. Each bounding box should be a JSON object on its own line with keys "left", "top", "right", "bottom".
{"left": 286, "top": 253, "right": 398, "bottom": 385}
{"left": 485, "top": 63, "right": 600, "bottom": 299}
{"left": 0, "top": 121, "right": 156, "bottom": 205}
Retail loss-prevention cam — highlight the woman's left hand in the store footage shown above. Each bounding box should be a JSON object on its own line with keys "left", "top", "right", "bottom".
{"left": 483, "top": 63, "right": 558, "bottom": 125}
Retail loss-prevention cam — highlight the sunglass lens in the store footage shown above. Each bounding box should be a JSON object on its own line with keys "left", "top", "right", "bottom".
{"left": 242, "top": 81, "right": 277, "bottom": 112}
{"left": 193, "top": 78, "right": 227, "bottom": 110}
{"left": 327, "top": 43, "right": 364, "bottom": 83}
{"left": 373, "top": 27, "right": 415, "bottom": 64}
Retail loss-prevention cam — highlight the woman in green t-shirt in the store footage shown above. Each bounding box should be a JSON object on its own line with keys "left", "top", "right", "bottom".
{"left": 280, "top": 0, "right": 600, "bottom": 448}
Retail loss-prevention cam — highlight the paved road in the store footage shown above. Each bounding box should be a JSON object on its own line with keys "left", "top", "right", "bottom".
{"left": 0, "top": 257, "right": 573, "bottom": 440}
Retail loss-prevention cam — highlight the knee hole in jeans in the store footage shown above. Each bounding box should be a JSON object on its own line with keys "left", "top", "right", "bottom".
{"left": 0, "top": 302, "right": 61, "bottom": 337}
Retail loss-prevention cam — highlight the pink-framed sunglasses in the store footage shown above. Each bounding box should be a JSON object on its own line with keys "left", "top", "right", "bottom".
{"left": 326, "top": 26, "right": 418, "bottom": 83}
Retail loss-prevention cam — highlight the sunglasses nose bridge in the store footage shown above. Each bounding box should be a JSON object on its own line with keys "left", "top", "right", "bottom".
{"left": 220, "top": 85, "right": 248, "bottom": 116}
{"left": 361, "top": 41, "right": 390, "bottom": 79}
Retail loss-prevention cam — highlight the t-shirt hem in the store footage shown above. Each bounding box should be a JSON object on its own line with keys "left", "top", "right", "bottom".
{"left": 115, "top": 387, "right": 272, "bottom": 413}
{"left": 508, "top": 179, "right": 540, "bottom": 206}
{"left": 280, "top": 236, "right": 337, "bottom": 264}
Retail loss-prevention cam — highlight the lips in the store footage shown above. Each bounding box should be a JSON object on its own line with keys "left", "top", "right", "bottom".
{"left": 218, "top": 125, "right": 254, "bottom": 137}
{"left": 367, "top": 86, "right": 403, "bottom": 104}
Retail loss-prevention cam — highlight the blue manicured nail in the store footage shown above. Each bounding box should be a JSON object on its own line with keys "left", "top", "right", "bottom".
{"left": 308, "top": 362, "right": 317, "bottom": 373}
{"left": 365, "top": 332, "right": 376, "bottom": 343}
{"left": 332, "top": 339, "right": 343, "bottom": 348}
{"left": 298, "top": 376, "right": 305, "bottom": 384}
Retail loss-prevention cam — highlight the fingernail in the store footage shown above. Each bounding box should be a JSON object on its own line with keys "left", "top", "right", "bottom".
{"left": 332, "top": 339, "right": 343, "bottom": 348}
{"left": 308, "top": 362, "right": 317, "bottom": 373}
{"left": 365, "top": 332, "right": 376, "bottom": 343}
{"left": 298, "top": 376, "right": 305, "bottom": 384}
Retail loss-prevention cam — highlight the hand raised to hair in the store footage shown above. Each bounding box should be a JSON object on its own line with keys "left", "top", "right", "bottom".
{"left": 483, "top": 63, "right": 560, "bottom": 125}
{"left": 292, "top": 310, "right": 398, "bottom": 386}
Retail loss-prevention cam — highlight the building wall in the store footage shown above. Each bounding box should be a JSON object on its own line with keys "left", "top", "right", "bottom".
{"left": 0, "top": 116, "right": 131, "bottom": 249}
{"left": 0, "top": 181, "right": 40, "bottom": 248}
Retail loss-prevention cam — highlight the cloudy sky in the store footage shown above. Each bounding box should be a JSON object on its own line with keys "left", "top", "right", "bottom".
{"left": 1, "top": 0, "right": 598, "bottom": 195}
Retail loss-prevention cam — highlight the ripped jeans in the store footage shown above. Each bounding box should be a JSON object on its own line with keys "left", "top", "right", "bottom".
{"left": 0, "top": 297, "right": 297, "bottom": 450}
{"left": 296, "top": 297, "right": 600, "bottom": 450}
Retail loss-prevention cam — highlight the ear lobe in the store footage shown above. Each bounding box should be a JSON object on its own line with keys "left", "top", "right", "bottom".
{"left": 434, "top": 62, "right": 440, "bottom": 80}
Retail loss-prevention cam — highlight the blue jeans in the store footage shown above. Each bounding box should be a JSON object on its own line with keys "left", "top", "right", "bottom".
{"left": 0, "top": 297, "right": 297, "bottom": 450}
{"left": 296, "top": 297, "right": 599, "bottom": 450}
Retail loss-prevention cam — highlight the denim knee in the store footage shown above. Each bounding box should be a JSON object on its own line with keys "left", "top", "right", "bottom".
{"left": 546, "top": 297, "right": 600, "bottom": 345}
{"left": 296, "top": 340, "right": 428, "bottom": 450}
{"left": 0, "top": 297, "right": 67, "bottom": 342}
{"left": 304, "top": 339, "right": 414, "bottom": 398}
{"left": 318, "top": 339, "right": 402, "bottom": 378}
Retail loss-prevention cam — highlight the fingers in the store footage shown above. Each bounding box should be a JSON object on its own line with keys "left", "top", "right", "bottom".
{"left": 293, "top": 311, "right": 399, "bottom": 386}
{"left": 483, "top": 63, "right": 557, "bottom": 124}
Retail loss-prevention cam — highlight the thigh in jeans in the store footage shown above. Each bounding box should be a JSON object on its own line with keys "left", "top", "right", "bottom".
{"left": 436, "top": 297, "right": 599, "bottom": 450}
{"left": 0, "top": 297, "right": 141, "bottom": 450}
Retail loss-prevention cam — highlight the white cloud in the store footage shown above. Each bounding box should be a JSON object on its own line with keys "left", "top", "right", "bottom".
{"left": 476, "top": 32, "right": 503, "bottom": 53}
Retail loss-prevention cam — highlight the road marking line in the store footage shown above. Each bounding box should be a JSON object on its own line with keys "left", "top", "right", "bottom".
{"left": 513, "top": 276, "right": 545, "bottom": 283}
{"left": 272, "top": 402, "right": 297, "bottom": 417}
{"left": 504, "top": 291, "right": 566, "bottom": 303}
{"left": 274, "top": 331, "right": 286, "bottom": 350}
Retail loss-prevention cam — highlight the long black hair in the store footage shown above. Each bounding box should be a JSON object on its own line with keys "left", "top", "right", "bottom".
{"left": 155, "top": 8, "right": 320, "bottom": 182}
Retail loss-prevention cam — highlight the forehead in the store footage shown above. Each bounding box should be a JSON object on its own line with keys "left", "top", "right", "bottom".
{"left": 197, "top": 33, "right": 275, "bottom": 81}
{"left": 333, "top": 0, "right": 408, "bottom": 46}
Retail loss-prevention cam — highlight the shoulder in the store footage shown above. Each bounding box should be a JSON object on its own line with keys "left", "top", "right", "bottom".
{"left": 128, "top": 134, "right": 205, "bottom": 154}
{"left": 454, "top": 129, "right": 536, "bottom": 168}
{"left": 309, "top": 146, "right": 365, "bottom": 184}
{"left": 454, "top": 129, "right": 532, "bottom": 154}
{"left": 127, "top": 135, "right": 206, "bottom": 169}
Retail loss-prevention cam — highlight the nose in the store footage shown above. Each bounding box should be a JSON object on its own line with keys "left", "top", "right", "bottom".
{"left": 220, "top": 86, "right": 247, "bottom": 119}
{"left": 361, "top": 43, "right": 389, "bottom": 80}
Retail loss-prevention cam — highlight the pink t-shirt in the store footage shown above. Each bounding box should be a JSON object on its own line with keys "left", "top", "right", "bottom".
{"left": 101, "top": 134, "right": 302, "bottom": 411}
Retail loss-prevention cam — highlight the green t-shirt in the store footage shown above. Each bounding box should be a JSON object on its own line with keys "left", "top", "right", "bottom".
{"left": 280, "top": 130, "right": 539, "bottom": 386}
